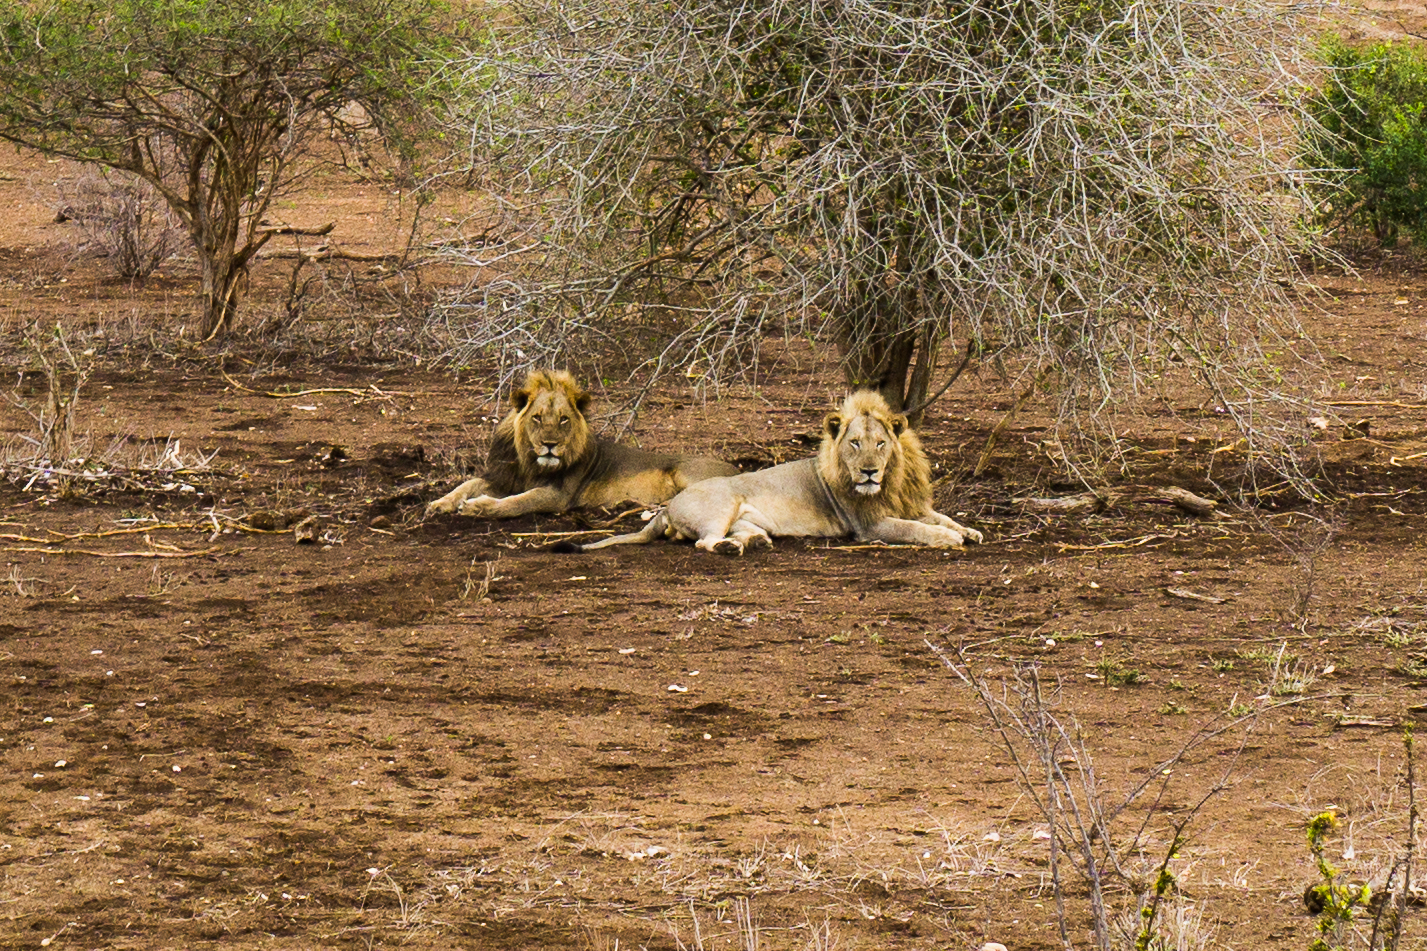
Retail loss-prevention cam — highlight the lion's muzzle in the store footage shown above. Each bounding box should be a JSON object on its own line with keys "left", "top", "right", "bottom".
{"left": 854, "top": 470, "right": 882, "bottom": 495}
{"left": 535, "top": 443, "right": 563, "bottom": 469}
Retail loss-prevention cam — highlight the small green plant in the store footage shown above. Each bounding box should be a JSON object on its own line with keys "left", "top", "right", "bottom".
{"left": 1228, "top": 702, "right": 1255, "bottom": 719}
{"left": 1265, "top": 642, "right": 1318, "bottom": 697}
{"left": 1384, "top": 628, "right": 1415, "bottom": 650}
{"left": 1159, "top": 701, "right": 1188, "bottom": 716}
{"left": 1210, "top": 657, "right": 1235, "bottom": 672}
{"left": 1134, "top": 833, "right": 1184, "bottom": 951}
{"left": 1239, "top": 646, "right": 1289, "bottom": 665}
{"left": 1304, "top": 811, "right": 1372, "bottom": 951}
{"left": 1094, "top": 656, "right": 1145, "bottom": 687}
{"left": 1306, "top": 37, "right": 1427, "bottom": 245}
{"left": 1399, "top": 657, "right": 1427, "bottom": 679}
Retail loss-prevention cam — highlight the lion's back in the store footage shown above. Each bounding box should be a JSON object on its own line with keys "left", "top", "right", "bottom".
{"left": 572, "top": 439, "right": 736, "bottom": 507}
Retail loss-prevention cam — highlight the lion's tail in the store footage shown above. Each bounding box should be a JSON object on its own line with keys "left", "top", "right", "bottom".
{"left": 552, "top": 511, "right": 670, "bottom": 553}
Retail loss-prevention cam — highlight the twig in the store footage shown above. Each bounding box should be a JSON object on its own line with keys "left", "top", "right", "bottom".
{"left": 1055, "top": 532, "right": 1181, "bottom": 551}
{"left": 510, "top": 530, "right": 614, "bottom": 538}
{"left": 973, "top": 370, "right": 1047, "bottom": 477}
{"left": 220, "top": 367, "right": 412, "bottom": 399}
{"left": 1324, "top": 400, "right": 1427, "bottom": 408}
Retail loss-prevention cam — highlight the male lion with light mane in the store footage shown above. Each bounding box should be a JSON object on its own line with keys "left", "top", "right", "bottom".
{"left": 567, "top": 390, "right": 982, "bottom": 554}
{"left": 427, "top": 370, "right": 739, "bottom": 519}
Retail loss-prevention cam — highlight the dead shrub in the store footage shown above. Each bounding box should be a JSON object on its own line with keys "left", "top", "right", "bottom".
{"left": 53, "top": 165, "right": 186, "bottom": 281}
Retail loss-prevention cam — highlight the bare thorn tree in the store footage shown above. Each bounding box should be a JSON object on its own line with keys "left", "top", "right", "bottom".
{"left": 451, "top": 0, "right": 1336, "bottom": 489}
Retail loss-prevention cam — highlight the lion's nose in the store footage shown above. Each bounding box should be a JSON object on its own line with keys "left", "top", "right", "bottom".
{"left": 542, "top": 442, "right": 558, "bottom": 453}
{"left": 860, "top": 468, "right": 879, "bottom": 479}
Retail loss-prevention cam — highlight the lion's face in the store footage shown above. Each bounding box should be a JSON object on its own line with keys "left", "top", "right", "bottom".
{"left": 513, "top": 371, "right": 591, "bottom": 472}
{"left": 825, "top": 403, "right": 906, "bottom": 497}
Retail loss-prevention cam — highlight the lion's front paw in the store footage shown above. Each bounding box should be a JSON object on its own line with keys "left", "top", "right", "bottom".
{"left": 962, "top": 526, "right": 984, "bottom": 545}
{"left": 427, "top": 495, "right": 462, "bottom": 515}
{"left": 699, "top": 537, "right": 745, "bottom": 556}
{"left": 457, "top": 495, "right": 500, "bottom": 518}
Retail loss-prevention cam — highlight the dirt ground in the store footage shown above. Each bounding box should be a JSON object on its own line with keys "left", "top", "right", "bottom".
{"left": 3, "top": 93, "right": 1427, "bottom": 951}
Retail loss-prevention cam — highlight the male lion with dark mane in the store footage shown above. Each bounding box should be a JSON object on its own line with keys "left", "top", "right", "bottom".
{"left": 567, "top": 390, "right": 982, "bottom": 554}
{"left": 427, "top": 370, "right": 739, "bottom": 519}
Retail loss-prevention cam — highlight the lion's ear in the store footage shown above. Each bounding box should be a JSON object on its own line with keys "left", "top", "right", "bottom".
{"left": 824, "top": 413, "right": 843, "bottom": 439}
{"left": 513, "top": 384, "right": 533, "bottom": 412}
{"left": 573, "top": 387, "right": 592, "bottom": 415}
{"left": 888, "top": 413, "right": 907, "bottom": 436}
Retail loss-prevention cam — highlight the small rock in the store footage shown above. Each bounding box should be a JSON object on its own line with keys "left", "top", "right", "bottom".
{"left": 293, "top": 514, "right": 323, "bottom": 544}
{"left": 981, "top": 943, "right": 1010, "bottom": 951}
{"left": 246, "top": 510, "right": 282, "bottom": 531}
{"left": 370, "top": 515, "right": 393, "bottom": 530}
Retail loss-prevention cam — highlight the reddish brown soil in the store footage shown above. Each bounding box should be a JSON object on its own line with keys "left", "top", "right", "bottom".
{"left": 3, "top": 126, "right": 1427, "bottom": 951}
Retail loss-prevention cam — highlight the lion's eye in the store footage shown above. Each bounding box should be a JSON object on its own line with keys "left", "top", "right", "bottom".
{"left": 850, "top": 439, "right": 861, "bottom": 449}
{"left": 560, "top": 416, "right": 569, "bottom": 426}
{"left": 877, "top": 440, "right": 886, "bottom": 449}
{"left": 532, "top": 414, "right": 543, "bottom": 424}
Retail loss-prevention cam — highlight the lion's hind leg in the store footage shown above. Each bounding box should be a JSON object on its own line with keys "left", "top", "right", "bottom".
{"left": 691, "top": 507, "right": 772, "bottom": 557}
{"left": 728, "top": 517, "right": 773, "bottom": 552}
{"left": 702, "top": 537, "right": 746, "bottom": 555}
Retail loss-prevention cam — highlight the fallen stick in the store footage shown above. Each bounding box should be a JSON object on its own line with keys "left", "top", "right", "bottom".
{"left": 1016, "top": 485, "right": 1221, "bottom": 517}
{"left": 1055, "top": 532, "right": 1181, "bottom": 551}
{"left": 2, "top": 546, "right": 222, "bottom": 559}
{"left": 47, "top": 524, "right": 198, "bottom": 541}
{"left": 1324, "top": 400, "right": 1427, "bottom": 408}
{"left": 1165, "top": 586, "right": 1230, "bottom": 604}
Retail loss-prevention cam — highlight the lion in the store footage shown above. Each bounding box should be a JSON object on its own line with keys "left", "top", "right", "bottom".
{"left": 427, "top": 369, "right": 740, "bottom": 520}
{"left": 568, "top": 390, "right": 983, "bottom": 554}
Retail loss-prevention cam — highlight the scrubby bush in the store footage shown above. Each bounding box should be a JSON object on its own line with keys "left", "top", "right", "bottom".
{"left": 55, "top": 166, "right": 186, "bottom": 281}
{"left": 1307, "top": 38, "right": 1427, "bottom": 245}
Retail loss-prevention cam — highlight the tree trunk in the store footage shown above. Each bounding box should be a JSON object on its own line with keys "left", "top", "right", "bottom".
{"left": 902, "top": 324, "right": 941, "bottom": 430}
{"left": 199, "top": 248, "right": 244, "bottom": 339}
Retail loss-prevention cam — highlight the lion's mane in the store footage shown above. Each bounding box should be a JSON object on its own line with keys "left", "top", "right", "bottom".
{"left": 816, "top": 390, "right": 935, "bottom": 527}
{"left": 484, "top": 369, "right": 593, "bottom": 494}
